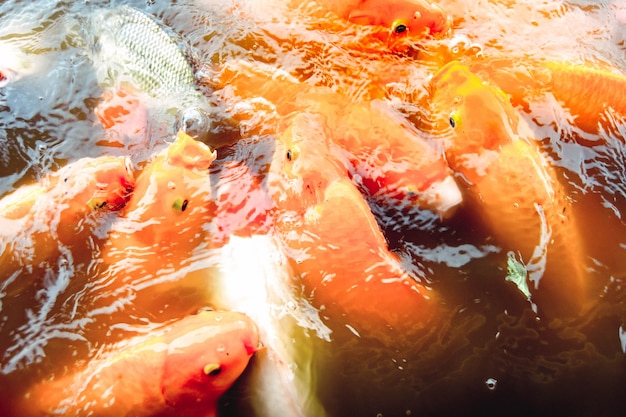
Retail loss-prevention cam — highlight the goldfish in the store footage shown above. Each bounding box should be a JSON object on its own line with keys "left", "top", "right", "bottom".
{"left": 103, "top": 131, "right": 216, "bottom": 269}
{"left": 211, "top": 61, "right": 462, "bottom": 220}
{"left": 429, "top": 61, "right": 589, "bottom": 319}
{"left": 0, "top": 156, "right": 134, "bottom": 275}
{"left": 269, "top": 112, "right": 436, "bottom": 335}
{"left": 15, "top": 310, "right": 259, "bottom": 417}
{"left": 317, "top": 0, "right": 451, "bottom": 39}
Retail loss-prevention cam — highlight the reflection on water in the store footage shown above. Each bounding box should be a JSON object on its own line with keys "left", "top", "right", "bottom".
{"left": 0, "top": 0, "right": 625, "bottom": 416}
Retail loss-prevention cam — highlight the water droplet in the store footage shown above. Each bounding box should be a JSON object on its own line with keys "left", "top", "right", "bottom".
{"left": 217, "top": 344, "right": 226, "bottom": 352}
{"left": 168, "top": 181, "right": 176, "bottom": 190}
{"left": 485, "top": 377, "right": 497, "bottom": 390}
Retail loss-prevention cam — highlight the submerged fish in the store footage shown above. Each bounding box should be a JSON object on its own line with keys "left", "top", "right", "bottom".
{"left": 0, "top": 156, "right": 134, "bottom": 277}
{"left": 103, "top": 131, "right": 216, "bottom": 268}
{"left": 430, "top": 61, "right": 589, "bottom": 319}
{"left": 270, "top": 111, "right": 437, "bottom": 335}
{"left": 211, "top": 61, "right": 462, "bottom": 220}
{"left": 95, "top": 87, "right": 150, "bottom": 150}
{"left": 15, "top": 311, "right": 259, "bottom": 417}
{"left": 473, "top": 59, "right": 626, "bottom": 136}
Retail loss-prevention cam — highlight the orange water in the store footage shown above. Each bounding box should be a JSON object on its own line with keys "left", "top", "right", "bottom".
{"left": 0, "top": 0, "right": 625, "bottom": 416}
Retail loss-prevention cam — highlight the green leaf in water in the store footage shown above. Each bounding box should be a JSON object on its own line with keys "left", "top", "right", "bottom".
{"left": 505, "top": 252, "right": 531, "bottom": 300}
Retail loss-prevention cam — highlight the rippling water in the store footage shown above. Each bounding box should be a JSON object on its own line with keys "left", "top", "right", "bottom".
{"left": 0, "top": 0, "right": 625, "bottom": 416}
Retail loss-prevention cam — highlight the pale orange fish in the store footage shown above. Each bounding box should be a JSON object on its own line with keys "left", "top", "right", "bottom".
{"left": 430, "top": 61, "right": 589, "bottom": 319}
{"left": 0, "top": 156, "right": 134, "bottom": 275}
{"left": 103, "top": 131, "right": 216, "bottom": 268}
{"left": 15, "top": 311, "right": 259, "bottom": 417}
{"left": 269, "top": 112, "right": 437, "bottom": 335}
{"left": 212, "top": 61, "right": 462, "bottom": 220}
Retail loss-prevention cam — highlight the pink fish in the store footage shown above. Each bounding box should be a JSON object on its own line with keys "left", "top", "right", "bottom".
{"left": 15, "top": 311, "right": 259, "bottom": 417}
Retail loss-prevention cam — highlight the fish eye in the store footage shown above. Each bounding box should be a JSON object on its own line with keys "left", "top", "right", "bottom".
{"left": 87, "top": 198, "right": 108, "bottom": 210}
{"left": 449, "top": 111, "right": 461, "bottom": 129}
{"left": 172, "top": 197, "right": 189, "bottom": 212}
{"left": 203, "top": 363, "right": 222, "bottom": 377}
{"left": 391, "top": 20, "right": 408, "bottom": 35}
{"left": 286, "top": 146, "right": 299, "bottom": 162}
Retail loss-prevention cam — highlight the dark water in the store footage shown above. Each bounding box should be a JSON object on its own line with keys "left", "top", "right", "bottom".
{"left": 0, "top": 0, "right": 625, "bottom": 416}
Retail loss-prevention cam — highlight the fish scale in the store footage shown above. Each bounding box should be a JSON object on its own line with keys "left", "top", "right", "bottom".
{"left": 91, "top": 5, "right": 195, "bottom": 96}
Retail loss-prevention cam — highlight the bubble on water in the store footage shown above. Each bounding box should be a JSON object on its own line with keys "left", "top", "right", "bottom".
{"left": 485, "top": 377, "right": 497, "bottom": 391}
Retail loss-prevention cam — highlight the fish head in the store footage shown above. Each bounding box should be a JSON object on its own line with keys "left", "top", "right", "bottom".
{"left": 61, "top": 156, "right": 135, "bottom": 214}
{"left": 118, "top": 131, "right": 216, "bottom": 246}
{"left": 161, "top": 311, "right": 259, "bottom": 407}
{"left": 348, "top": 0, "right": 451, "bottom": 38}
{"left": 270, "top": 112, "right": 347, "bottom": 211}
{"left": 430, "top": 61, "right": 521, "bottom": 177}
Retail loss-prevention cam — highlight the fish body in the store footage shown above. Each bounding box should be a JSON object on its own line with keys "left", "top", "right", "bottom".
{"left": 90, "top": 5, "right": 194, "bottom": 96}
{"left": 103, "top": 131, "right": 216, "bottom": 267}
{"left": 17, "top": 311, "right": 259, "bottom": 417}
{"left": 0, "top": 156, "right": 134, "bottom": 275}
{"left": 212, "top": 61, "right": 461, "bottom": 219}
{"left": 430, "top": 61, "right": 588, "bottom": 318}
{"left": 270, "top": 112, "right": 436, "bottom": 335}
{"left": 474, "top": 59, "right": 626, "bottom": 135}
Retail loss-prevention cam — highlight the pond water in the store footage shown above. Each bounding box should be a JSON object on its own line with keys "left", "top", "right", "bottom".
{"left": 0, "top": 0, "right": 625, "bottom": 416}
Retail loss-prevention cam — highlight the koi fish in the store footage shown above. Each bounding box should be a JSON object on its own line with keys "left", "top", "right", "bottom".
{"left": 429, "top": 61, "right": 588, "bottom": 319}
{"left": 270, "top": 112, "right": 436, "bottom": 334}
{"left": 472, "top": 59, "right": 626, "bottom": 135}
{"left": 0, "top": 156, "right": 134, "bottom": 274}
{"left": 103, "top": 131, "right": 216, "bottom": 268}
{"left": 211, "top": 61, "right": 462, "bottom": 220}
{"left": 318, "top": 0, "right": 451, "bottom": 38}
{"left": 16, "top": 310, "right": 259, "bottom": 417}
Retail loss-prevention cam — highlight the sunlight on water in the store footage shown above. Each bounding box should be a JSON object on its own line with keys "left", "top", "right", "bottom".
{"left": 0, "top": 0, "right": 625, "bottom": 416}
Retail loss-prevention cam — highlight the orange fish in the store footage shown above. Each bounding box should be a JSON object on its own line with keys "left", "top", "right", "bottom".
{"left": 430, "top": 61, "right": 588, "bottom": 319}
{"left": 270, "top": 112, "right": 436, "bottom": 335}
{"left": 319, "top": 0, "right": 451, "bottom": 39}
{"left": 212, "top": 61, "right": 462, "bottom": 220}
{"left": 0, "top": 156, "right": 134, "bottom": 274}
{"left": 103, "top": 131, "right": 216, "bottom": 269}
{"left": 472, "top": 59, "right": 626, "bottom": 136}
{"left": 16, "top": 310, "right": 259, "bottom": 417}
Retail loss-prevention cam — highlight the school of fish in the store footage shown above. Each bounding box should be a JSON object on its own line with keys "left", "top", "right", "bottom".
{"left": 0, "top": 0, "right": 624, "bottom": 416}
